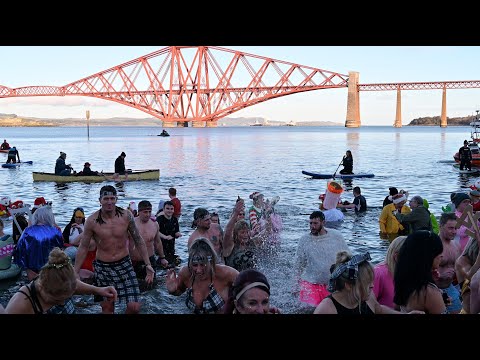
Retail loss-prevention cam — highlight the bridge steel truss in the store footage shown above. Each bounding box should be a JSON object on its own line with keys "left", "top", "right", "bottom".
{"left": 0, "top": 46, "right": 349, "bottom": 125}
{"left": 357, "top": 81, "right": 480, "bottom": 127}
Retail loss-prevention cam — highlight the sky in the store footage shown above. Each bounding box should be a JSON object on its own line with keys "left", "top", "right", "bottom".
{"left": 0, "top": 46, "right": 479, "bottom": 126}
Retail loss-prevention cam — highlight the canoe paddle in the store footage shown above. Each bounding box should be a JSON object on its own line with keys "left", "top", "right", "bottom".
{"left": 332, "top": 157, "right": 344, "bottom": 179}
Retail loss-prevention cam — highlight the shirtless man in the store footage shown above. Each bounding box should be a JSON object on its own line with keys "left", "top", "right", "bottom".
{"left": 129, "top": 200, "right": 169, "bottom": 291}
{"left": 188, "top": 208, "right": 224, "bottom": 263}
{"left": 435, "top": 212, "right": 462, "bottom": 313}
{"left": 74, "top": 185, "right": 154, "bottom": 314}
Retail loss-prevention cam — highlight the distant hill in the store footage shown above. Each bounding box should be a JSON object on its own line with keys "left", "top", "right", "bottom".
{"left": 0, "top": 113, "right": 344, "bottom": 127}
{"left": 408, "top": 115, "right": 475, "bottom": 126}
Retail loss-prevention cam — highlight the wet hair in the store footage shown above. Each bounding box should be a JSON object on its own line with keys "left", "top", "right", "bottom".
{"left": 385, "top": 236, "right": 407, "bottom": 275}
{"left": 99, "top": 185, "right": 117, "bottom": 198}
{"left": 353, "top": 186, "right": 361, "bottom": 195}
{"left": 38, "top": 247, "right": 77, "bottom": 300}
{"left": 233, "top": 219, "right": 250, "bottom": 246}
{"left": 439, "top": 212, "right": 456, "bottom": 227}
{"left": 192, "top": 208, "right": 209, "bottom": 228}
{"left": 329, "top": 251, "right": 373, "bottom": 305}
{"left": 188, "top": 237, "right": 217, "bottom": 274}
{"left": 138, "top": 200, "right": 152, "bottom": 212}
{"left": 169, "top": 187, "right": 177, "bottom": 196}
{"left": 96, "top": 185, "right": 123, "bottom": 224}
{"left": 31, "top": 206, "right": 56, "bottom": 227}
{"left": 393, "top": 230, "right": 443, "bottom": 306}
{"left": 310, "top": 210, "right": 325, "bottom": 221}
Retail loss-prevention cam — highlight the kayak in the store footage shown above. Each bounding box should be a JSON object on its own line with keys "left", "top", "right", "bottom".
{"left": 2, "top": 161, "right": 33, "bottom": 168}
{"left": 302, "top": 170, "right": 375, "bottom": 179}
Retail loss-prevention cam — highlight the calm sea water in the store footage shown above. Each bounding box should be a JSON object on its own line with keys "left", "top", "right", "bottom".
{"left": 0, "top": 124, "right": 474, "bottom": 313}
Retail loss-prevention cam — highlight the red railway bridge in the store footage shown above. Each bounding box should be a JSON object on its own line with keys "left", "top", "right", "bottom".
{"left": 0, "top": 46, "right": 476, "bottom": 127}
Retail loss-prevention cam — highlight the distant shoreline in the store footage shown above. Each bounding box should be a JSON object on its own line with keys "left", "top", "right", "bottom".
{"left": 0, "top": 113, "right": 474, "bottom": 127}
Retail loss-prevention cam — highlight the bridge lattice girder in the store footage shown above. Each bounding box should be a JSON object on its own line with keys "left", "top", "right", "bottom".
{"left": 359, "top": 80, "right": 480, "bottom": 91}
{"left": 0, "top": 46, "right": 348, "bottom": 122}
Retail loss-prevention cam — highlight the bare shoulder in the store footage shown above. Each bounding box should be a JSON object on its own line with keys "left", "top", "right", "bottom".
{"left": 217, "top": 264, "right": 239, "bottom": 281}
{"left": 85, "top": 211, "right": 99, "bottom": 226}
{"left": 313, "top": 297, "right": 336, "bottom": 314}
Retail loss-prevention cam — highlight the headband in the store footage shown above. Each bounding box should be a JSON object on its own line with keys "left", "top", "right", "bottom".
{"left": 235, "top": 282, "right": 269, "bottom": 302}
{"left": 392, "top": 194, "right": 407, "bottom": 204}
{"left": 328, "top": 252, "right": 371, "bottom": 292}
{"left": 100, "top": 191, "right": 116, "bottom": 198}
{"left": 191, "top": 254, "right": 212, "bottom": 264}
{"left": 44, "top": 258, "right": 71, "bottom": 270}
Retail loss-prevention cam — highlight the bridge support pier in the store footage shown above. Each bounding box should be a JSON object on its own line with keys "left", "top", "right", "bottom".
{"left": 162, "top": 121, "right": 175, "bottom": 128}
{"left": 440, "top": 87, "right": 447, "bottom": 128}
{"left": 177, "top": 121, "right": 189, "bottom": 127}
{"left": 394, "top": 88, "right": 402, "bottom": 128}
{"left": 191, "top": 121, "right": 206, "bottom": 127}
{"left": 345, "top": 71, "right": 360, "bottom": 128}
{"left": 206, "top": 120, "right": 218, "bottom": 127}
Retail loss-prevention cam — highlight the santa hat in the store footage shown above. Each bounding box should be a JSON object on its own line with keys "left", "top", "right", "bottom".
{"left": 392, "top": 193, "right": 407, "bottom": 204}
{"left": 33, "top": 197, "right": 47, "bottom": 208}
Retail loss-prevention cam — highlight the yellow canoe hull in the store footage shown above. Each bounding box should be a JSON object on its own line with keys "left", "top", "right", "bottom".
{"left": 32, "top": 169, "right": 160, "bottom": 182}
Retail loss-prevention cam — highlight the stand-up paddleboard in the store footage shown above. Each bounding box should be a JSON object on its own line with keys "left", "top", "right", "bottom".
{"left": 452, "top": 164, "right": 480, "bottom": 174}
{"left": 2, "top": 161, "right": 33, "bottom": 168}
{"left": 302, "top": 170, "right": 374, "bottom": 179}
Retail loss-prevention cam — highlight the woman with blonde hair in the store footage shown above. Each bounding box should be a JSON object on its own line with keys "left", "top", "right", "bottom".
{"left": 314, "top": 251, "right": 416, "bottom": 314}
{"left": 373, "top": 236, "right": 407, "bottom": 308}
{"left": 3, "top": 247, "right": 117, "bottom": 314}
{"left": 166, "top": 237, "right": 238, "bottom": 314}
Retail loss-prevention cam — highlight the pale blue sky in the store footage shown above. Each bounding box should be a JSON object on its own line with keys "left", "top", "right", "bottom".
{"left": 0, "top": 46, "right": 479, "bottom": 126}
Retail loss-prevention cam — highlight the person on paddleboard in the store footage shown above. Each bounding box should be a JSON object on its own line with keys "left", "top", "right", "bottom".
{"left": 339, "top": 150, "right": 353, "bottom": 175}
{"left": 459, "top": 140, "right": 472, "bottom": 171}
{"left": 6, "top": 146, "right": 20, "bottom": 164}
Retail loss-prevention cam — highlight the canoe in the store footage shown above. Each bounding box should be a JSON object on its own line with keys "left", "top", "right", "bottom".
{"left": 32, "top": 169, "right": 160, "bottom": 182}
{"left": 2, "top": 161, "right": 33, "bottom": 168}
{"left": 302, "top": 170, "right": 375, "bottom": 179}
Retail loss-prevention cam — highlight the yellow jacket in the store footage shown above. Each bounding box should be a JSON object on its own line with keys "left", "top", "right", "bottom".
{"left": 379, "top": 203, "right": 411, "bottom": 234}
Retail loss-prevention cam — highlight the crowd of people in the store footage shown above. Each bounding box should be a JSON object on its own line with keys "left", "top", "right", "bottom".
{"left": 2, "top": 146, "right": 480, "bottom": 315}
